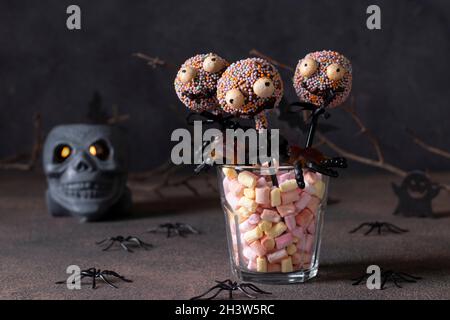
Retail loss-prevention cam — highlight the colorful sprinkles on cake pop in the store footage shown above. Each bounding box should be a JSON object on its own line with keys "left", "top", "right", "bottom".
{"left": 293, "top": 50, "right": 352, "bottom": 108}
{"left": 217, "top": 58, "right": 283, "bottom": 130}
{"left": 174, "top": 53, "right": 230, "bottom": 113}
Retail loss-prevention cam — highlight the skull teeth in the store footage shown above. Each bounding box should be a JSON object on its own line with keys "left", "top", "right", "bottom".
{"left": 60, "top": 182, "right": 111, "bottom": 199}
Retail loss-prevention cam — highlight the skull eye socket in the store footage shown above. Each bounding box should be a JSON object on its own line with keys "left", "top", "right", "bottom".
{"left": 54, "top": 144, "right": 72, "bottom": 163}
{"left": 89, "top": 140, "right": 110, "bottom": 161}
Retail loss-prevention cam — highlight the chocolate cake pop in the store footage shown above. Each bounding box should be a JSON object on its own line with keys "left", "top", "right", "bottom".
{"left": 174, "top": 53, "right": 230, "bottom": 114}
{"left": 217, "top": 58, "right": 284, "bottom": 130}
{"left": 293, "top": 50, "right": 352, "bottom": 108}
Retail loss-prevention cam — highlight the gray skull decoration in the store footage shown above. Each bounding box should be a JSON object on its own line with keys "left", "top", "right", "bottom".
{"left": 43, "top": 124, "right": 131, "bottom": 221}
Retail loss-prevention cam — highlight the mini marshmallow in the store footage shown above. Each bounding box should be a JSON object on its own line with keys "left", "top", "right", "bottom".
{"left": 248, "top": 213, "right": 260, "bottom": 225}
{"left": 261, "top": 209, "right": 281, "bottom": 223}
{"left": 291, "top": 226, "right": 305, "bottom": 239}
{"left": 258, "top": 220, "right": 272, "bottom": 233}
{"left": 270, "top": 188, "right": 282, "bottom": 207}
{"left": 256, "top": 177, "right": 267, "bottom": 187}
{"left": 239, "top": 219, "right": 256, "bottom": 233}
{"left": 294, "top": 193, "right": 312, "bottom": 212}
{"left": 229, "top": 179, "right": 245, "bottom": 196}
{"left": 304, "top": 171, "right": 318, "bottom": 185}
{"left": 257, "top": 257, "right": 268, "bottom": 272}
{"left": 284, "top": 214, "right": 296, "bottom": 231}
{"left": 265, "top": 222, "right": 287, "bottom": 238}
{"left": 307, "top": 219, "right": 316, "bottom": 234}
{"left": 276, "top": 203, "right": 296, "bottom": 217}
{"left": 261, "top": 236, "right": 275, "bottom": 251}
{"left": 304, "top": 181, "right": 316, "bottom": 195}
{"left": 304, "top": 234, "right": 314, "bottom": 253}
{"left": 238, "top": 171, "right": 257, "bottom": 188}
{"left": 286, "top": 243, "right": 297, "bottom": 255}
{"left": 225, "top": 193, "right": 240, "bottom": 210}
{"left": 255, "top": 186, "right": 270, "bottom": 205}
{"left": 236, "top": 206, "right": 251, "bottom": 219}
{"left": 281, "top": 257, "right": 293, "bottom": 273}
{"left": 296, "top": 208, "right": 314, "bottom": 227}
{"left": 307, "top": 196, "right": 321, "bottom": 214}
{"left": 279, "top": 179, "right": 298, "bottom": 192}
{"left": 222, "top": 167, "right": 238, "bottom": 180}
{"left": 281, "top": 190, "right": 300, "bottom": 204}
{"left": 268, "top": 263, "right": 281, "bottom": 272}
{"left": 238, "top": 197, "right": 257, "bottom": 212}
{"left": 244, "top": 226, "right": 263, "bottom": 243}
{"left": 250, "top": 240, "right": 267, "bottom": 257}
{"left": 247, "top": 259, "right": 257, "bottom": 271}
{"left": 314, "top": 180, "right": 326, "bottom": 199}
{"left": 275, "top": 232, "right": 294, "bottom": 249}
{"left": 291, "top": 253, "right": 302, "bottom": 265}
{"left": 278, "top": 172, "right": 294, "bottom": 184}
{"left": 267, "top": 248, "right": 288, "bottom": 263}
{"left": 243, "top": 188, "right": 255, "bottom": 199}
{"left": 243, "top": 246, "right": 257, "bottom": 260}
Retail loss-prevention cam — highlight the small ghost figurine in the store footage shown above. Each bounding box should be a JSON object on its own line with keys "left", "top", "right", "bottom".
{"left": 216, "top": 58, "right": 284, "bottom": 130}
{"left": 293, "top": 50, "right": 352, "bottom": 108}
{"left": 174, "top": 53, "right": 229, "bottom": 114}
{"left": 392, "top": 171, "right": 441, "bottom": 218}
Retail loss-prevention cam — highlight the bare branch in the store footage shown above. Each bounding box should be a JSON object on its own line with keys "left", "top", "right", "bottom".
{"left": 249, "top": 49, "right": 295, "bottom": 73}
{"left": 406, "top": 127, "right": 450, "bottom": 160}
{"left": 132, "top": 52, "right": 176, "bottom": 70}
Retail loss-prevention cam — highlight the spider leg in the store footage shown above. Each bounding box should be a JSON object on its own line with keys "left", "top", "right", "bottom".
{"left": 385, "top": 223, "right": 408, "bottom": 233}
{"left": 120, "top": 242, "right": 133, "bottom": 253}
{"left": 183, "top": 224, "right": 200, "bottom": 234}
{"left": 306, "top": 162, "right": 339, "bottom": 178}
{"left": 92, "top": 274, "right": 97, "bottom": 289}
{"left": 241, "top": 283, "right": 271, "bottom": 295}
{"left": 380, "top": 272, "right": 390, "bottom": 290}
{"left": 377, "top": 225, "right": 382, "bottom": 235}
{"left": 294, "top": 161, "right": 305, "bottom": 189}
{"left": 396, "top": 272, "right": 421, "bottom": 280}
{"left": 394, "top": 272, "right": 421, "bottom": 282}
{"left": 101, "top": 270, "right": 133, "bottom": 282}
{"left": 384, "top": 224, "right": 401, "bottom": 234}
{"left": 96, "top": 238, "right": 109, "bottom": 245}
{"left": 364, "top": 224, "right": 376, "bottom": 235}
{"left": 101, "top": 240, "right": 116, "bottom": 251}
{"left": 237, "top": 286, "right": 256, "bottom": 299}
{"left": 349, "top": 222, "right": 371, "bottom": 234}
{"left": 190, "top": 285, "right": 224, "bottom": 300}
{"left": 99, "top": 274, "right": 118, "bottom": 289}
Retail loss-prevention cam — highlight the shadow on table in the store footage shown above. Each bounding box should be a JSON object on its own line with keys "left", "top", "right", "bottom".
{"left": 317, "top": 256, "right": 450, "bottom": 283}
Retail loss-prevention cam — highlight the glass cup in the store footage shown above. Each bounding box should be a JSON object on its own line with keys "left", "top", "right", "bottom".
{"left": 217, "top": 165, "right": 329, "bottom": 284}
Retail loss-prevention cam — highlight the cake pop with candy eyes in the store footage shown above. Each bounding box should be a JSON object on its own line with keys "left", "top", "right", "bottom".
{"left": 293, "top": 50, "right": 352, "bottom": 108}
{"left": 174, "top": 53, "right": 230, "bottom": 115}
{"left": 217, "top": 58, "right": 284, "bottom": 130}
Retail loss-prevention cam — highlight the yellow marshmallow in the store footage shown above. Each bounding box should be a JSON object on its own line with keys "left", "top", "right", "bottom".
{"left": 257, "top": 257, "right": 268, "bottom": 272}
{"left": 279, "top": 179, "right": 298, "bottom": 192}
{"left": 265, "top": 222, "right": 287, "bottom": 238}
{"left": 238, "top": 197, "right": 257, "bottom": 212}
{"left": 281, "top": 257, "right": 293, "bottom": 273}
{"left": 238, "top": 171, "right": 257, "bottom": 188}
{"left": 244, "top": 188, "right": 255, "bottom": 199}
{"left": 222, "top": 167, "right": 238, "bottom": 180}
{"left": 236, "top": 207, "right": 251, "bottom": 219}
{"left": 286, "top": 244, "right": 297, "bottom": 255}
{"left": 314, "top": 180, "right": 326, "bottom": 199}
{"left": 258, "top": 220, "right": 272, "bottom": 233}
{"left": 244, "top": 227, "right": 263, "bottom": 243}
{"left": 270, "top": 188, "right": 281, "bottom": 207}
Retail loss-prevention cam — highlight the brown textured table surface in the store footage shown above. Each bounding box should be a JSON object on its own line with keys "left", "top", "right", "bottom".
{"left": 0, "top": 171, "right": 449, "bottom": 300}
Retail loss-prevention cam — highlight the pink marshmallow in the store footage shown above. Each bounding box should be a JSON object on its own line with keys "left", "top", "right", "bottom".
{"left": 239, "top": 220, "right": 256, "bottom": 233}
{"left": 255, "top": 186, "right": 270, "bottom": 205}
{"left": 304, "top": 171, "right": 319, "bottom": 184}
{"left": 247, "top": 259, "right": 257, "bottom": 271}
{"left": 276, "top": 203, "right": 296, "bottom": 217}
{"left": 305, "top": 234, "right": 314, "bottom": 253}
{"left": 291, "top": 226, "right": 305, "bottom": 238}
{"left": 275, "top": 233, "right": 294, "bottom": 249}
{"left": 248, "top": 213, "right": 260, "bottom": 225}
{"left": 243, "top": 246, "right": 258, "bottom": 261}
{"left": 229, "top": 179, "right": 244, "bottom": 196}
{"left": 278, "top": 171, "right": 294, "bottom": 184}
{"left": 268, "top": 263, "right": 281, "bottom": 272}
{"left": 225, "top": 193, "right": 239, "bottom": 210}
{"left": 291, "top": 253, "right": 302, "bottom": 265}
{"left": 294, "top": 193, "right": 312, "bottom": 212}
{"left": 261, "top": 209, "right": 281, "bottom": 223}
{"left": 284, "top": 214, "right": 297, "bottom": 231}
{"left": 250, "top": 240, "right": 267, "bottom": 257}
{"left": 307, "top": 219, "right": 316, "bottom": 234}
{"left": 267, "top": 249, "right": 288, "bottom": 263}
{"left": 281, "top": 190, "right": 300, "bottom": 204}
{"left": 296, "top": 208, "right": 314, "bottom": 227}
{"left": 307, "top": 196, "right": 321, "bottom": 214}
{"left": 256, "top": 177, "right": 267, "bottom": 187}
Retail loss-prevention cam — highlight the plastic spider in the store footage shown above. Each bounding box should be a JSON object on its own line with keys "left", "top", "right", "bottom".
{"left": 147, "top": 222, "right": 200, "bottom": 238}
{"left": 56, "top": 267, "right": 132, "bottom": 289}
{"left": 352, "top": 269, "right": 421, "bottom": 289}
{"left": 190, "top": 279, "right": 271, "bottom": 300}
{"left": 96, "top": 235, "right": 153, "bottom": 252}
{"left": 349, "top": 222, "right": 408, "bottom": 235}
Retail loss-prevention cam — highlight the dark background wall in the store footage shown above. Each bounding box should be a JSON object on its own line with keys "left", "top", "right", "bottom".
{"left": 1, "top": 0, "right": 449, "bottom": 172}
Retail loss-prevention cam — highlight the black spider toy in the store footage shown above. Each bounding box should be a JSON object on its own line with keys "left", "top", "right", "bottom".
{"left": 190, "top": 279, "right": 271, "bottom": 300}
{"left": 147, "top": 222, "right": 200, "bottom": 238}
{"left": 56, "top": 267, "right": 132, "bottom": 289}
{"left": 349, "top": 221, "right": 408, "bottom": 235}
{"left": 96, "top": 235, "right": 153, "bottom": 252}
{"left": 392, "top": 171, "right": 441, "bottom": 218}
{"left": 352, "top": 269, "right": 421, "bottom": 289}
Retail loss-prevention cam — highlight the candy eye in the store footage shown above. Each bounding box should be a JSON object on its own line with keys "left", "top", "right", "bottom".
{"left": 178, "top": 66, "right": 197, "bottom": 83}
{"left": 89, "top": 140, "right": 110, "bottom": 161}
{"left": 299, "top": 58, "right": 318, "bottom": 78}
{"left": 326, "top": 63, "right": 346, "bottom": 81}
{"left": 54, "top": 144, "right": 72, "bottom": 163}
{"left": 253, "top": 77, "right": 275, "bottom": 98}
{"left": 225, "top": 89, "right": 245, "bottom": 110}
{"left": 203, "top": 55, "right": 226, "bottom": 73}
